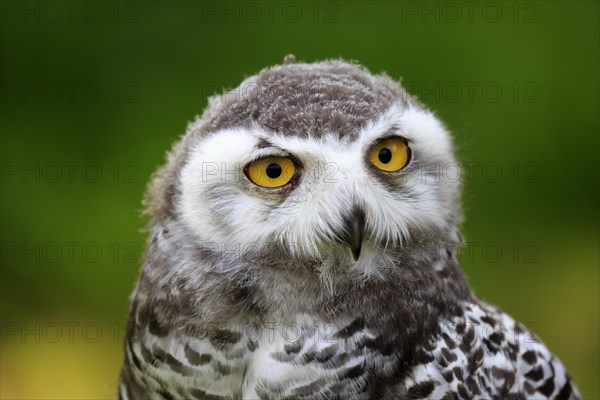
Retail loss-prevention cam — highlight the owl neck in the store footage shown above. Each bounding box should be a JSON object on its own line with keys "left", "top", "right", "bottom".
{"left": 139, "top": 220, "right": 472, "bottom": 328}
{"left": 247, "top": 240, "right": 472, "bottom": 320}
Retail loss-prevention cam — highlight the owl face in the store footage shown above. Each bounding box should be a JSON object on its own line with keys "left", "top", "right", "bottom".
{"left": 161, "top": 61, "right": 461, "bottom": 279}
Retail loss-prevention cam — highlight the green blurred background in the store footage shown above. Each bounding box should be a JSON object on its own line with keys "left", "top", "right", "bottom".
{"left": 1, "top": 1, "right": 598, "bottom": 398}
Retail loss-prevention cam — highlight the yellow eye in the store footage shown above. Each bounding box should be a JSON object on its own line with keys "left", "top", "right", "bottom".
{"left": 369, "top": 137, "right": 410, "bottom": 172}
{"left": 245, "top": 157, "right": 296, "bottom": 188}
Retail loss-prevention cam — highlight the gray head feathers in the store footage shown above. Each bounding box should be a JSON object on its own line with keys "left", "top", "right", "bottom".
{"left": 145, "top": 59, "right": 453, "bottom": 235}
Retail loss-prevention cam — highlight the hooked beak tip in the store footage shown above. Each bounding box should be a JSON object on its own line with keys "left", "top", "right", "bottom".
{"left": 340, "top": 206, "right": 366, "bottom": 262}
{"left": 351, "top": 247, "right": 361, "bottom": 262}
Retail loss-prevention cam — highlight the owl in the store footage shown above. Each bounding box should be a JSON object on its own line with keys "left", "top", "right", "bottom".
{"left": 119, "top": 57, "right": 580, "bottom": 399}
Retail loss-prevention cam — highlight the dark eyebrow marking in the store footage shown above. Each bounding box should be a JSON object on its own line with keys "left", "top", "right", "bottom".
{"left": 251, "top": 138, "right": 291, "bottom": 159}
{"left": 379, "top": 124, "right": 411, "bottom": 142}
{"left": 389, "top": 123, "right": 402, "bottom": 133}
{"left": 256, "top": 138, "right": 274, "bottom": 149}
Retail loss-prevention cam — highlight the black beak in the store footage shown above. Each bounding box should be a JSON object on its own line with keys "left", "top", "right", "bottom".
{"left": 339, "top": 207, "right": 366, "bottom": 261}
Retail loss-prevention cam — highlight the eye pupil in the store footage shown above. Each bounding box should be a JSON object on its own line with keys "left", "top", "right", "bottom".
{"left": 265, "top": 163, "right": 282, "bottom": 179}
{"left": 378, "top": 148, "right": 392, "bottom": 164}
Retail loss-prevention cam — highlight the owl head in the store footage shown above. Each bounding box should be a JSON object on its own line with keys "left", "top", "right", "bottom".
{"left": 146, "top": 58, "right": 462, "bottom": 283}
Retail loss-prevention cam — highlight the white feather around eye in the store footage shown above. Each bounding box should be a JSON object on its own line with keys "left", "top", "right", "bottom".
{"left": 177, "top": 104, "right": 459, "bottom": 271}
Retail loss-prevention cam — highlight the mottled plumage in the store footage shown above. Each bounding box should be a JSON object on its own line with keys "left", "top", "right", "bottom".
{"left": 120, "top": 57, "right": 580, "bottom": 399}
